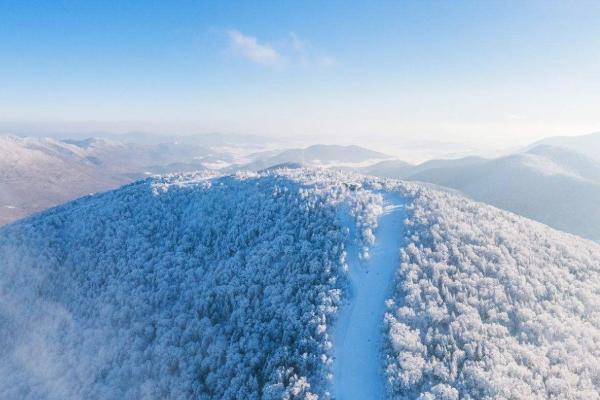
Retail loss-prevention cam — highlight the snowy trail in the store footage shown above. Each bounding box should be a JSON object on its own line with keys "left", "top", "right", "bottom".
{"left": 332, "top": 192, "right": 406, "bottom": 399}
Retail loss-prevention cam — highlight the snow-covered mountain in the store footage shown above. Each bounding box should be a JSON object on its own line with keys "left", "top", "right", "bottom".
{"left": 364, "top": 145, "right": 600, "bottom": 241}
{"left": 530, "top": 131, "right": 600, "bottom": 163}
{"left": 59, "top": 137, "right": 232, "bottom": 173}
{"left": 0, "top": 136, "right": 392, "bottom": 225}
{"left": 0, "top": 135, "right": 131, "bottom": 225}
{"left": 0, "top": 135, "right": 230, "bottom": 225}
{"left": 4, "top": 132, "right": 600, "bottom": 243}
{"left": 2, "top": 169, "right": 600, "bottom": 399}
{"left": 362, "top": 156, "right": 486, "bottom": 180}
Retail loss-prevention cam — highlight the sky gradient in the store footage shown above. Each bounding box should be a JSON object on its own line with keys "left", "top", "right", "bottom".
{"left": 1, "top": 0, "right": 599, "bottom": 151}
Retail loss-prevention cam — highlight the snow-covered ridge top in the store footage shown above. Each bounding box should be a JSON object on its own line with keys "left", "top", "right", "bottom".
{"left": 0, "top": 168, "right": 387, "bottom": 399}
{"left": 2, "top": 168, "right": 600, "bottom": 399}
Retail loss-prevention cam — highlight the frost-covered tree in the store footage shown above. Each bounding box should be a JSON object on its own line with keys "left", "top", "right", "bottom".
{"left": 2, "top": 168, "right": 600, "bottom": 400}
{"left": 382, "top": 180, "right": 600, "bottom": 399}
{"left": 0, "top": 171, "right": 379, "bottom": 399}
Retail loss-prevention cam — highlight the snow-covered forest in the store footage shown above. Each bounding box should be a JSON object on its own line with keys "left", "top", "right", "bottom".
{"left": 1, "top": 169, "right": 600, "bottom": 399}
{"left": 382, "top": 181, "right": 600, "bottom": 399}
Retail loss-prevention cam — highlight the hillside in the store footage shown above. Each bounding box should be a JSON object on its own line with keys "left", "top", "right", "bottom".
{"left": 531, "top": 132, "right": 600, "bottom": 163}
{"left": 0, "top": 136, "right": 392, "bottom": 225}
{"left": 0, "top": 135, "right": 130, "bottom": 225}
{"left": 362, "top": 156, "right": 488, "bottom": 180}
{"left": 406, "top": 146, "right": 600, "bottom": 241}
{"left": 1, "top": 169, "right": 600, "bottom": 399}
{"left": 0, "top": 135, "right": 226, "bottom": 225}
{"left": 61, "top": 137, "right": 229, "bottom": 172}
{"left": 364, "top": 146, "right": 600, "bottom": 241}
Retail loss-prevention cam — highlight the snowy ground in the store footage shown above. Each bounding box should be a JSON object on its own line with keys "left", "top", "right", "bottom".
{"left": 4, "top": 169, "right": 600, "bottom": 399}
{"left": 333, "top": 192, "right": 406, "bottom": 399}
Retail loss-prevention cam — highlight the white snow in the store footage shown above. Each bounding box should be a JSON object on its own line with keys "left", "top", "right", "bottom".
{"left": 2, "top": 168, "right": 600, "bottom": 399}
{"left": 0, "top": 170, "right": 383, "bottom": 400}
{"left": 384, "top": 180, "right": 600, "bottom": 399}
{"left": 333, "top": 192, "right": 406, "bottom": 399}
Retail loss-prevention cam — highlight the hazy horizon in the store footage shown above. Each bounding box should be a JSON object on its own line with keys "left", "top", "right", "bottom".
{"left": 2, "top": 123, "right": 598, "bottom": 163}
{"left": 2, "top": 0, "right": 600, "bottom": 158}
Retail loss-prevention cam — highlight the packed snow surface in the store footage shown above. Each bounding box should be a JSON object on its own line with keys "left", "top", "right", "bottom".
{"left": 333, "top": 193, "right": 406, "bottom": 399}
{"left": 1, "top": 168, "right": 600, "bottom": 399}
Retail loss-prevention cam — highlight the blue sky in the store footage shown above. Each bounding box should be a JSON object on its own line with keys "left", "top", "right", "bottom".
{"left": 1, "top": 0, "right": 599, "bottom": 150}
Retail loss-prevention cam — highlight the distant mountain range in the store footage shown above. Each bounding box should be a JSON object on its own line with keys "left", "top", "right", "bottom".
{"left": 0, "top": 135, "right": 227, "bottom": 224}
{"left": 360, "top": 135, "right": 600, "bottom": 241}
{"left": 529, "top": 131, "right": 600, "bottom": 163}
{"left": 0, "top": 137, "right": 393, "bottom": 225}
{"left": 0, "top": 136, "right": 128, "bottom": 225}
{"left": 2, "top": 132, "right": 600, "bottom": 241}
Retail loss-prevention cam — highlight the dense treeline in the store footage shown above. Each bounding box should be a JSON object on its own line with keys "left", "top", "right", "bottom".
{"left": 2, "top": 169, "right": 600, "bottom": 399}
{"left": 0, "top": 171, "right": 379, "bottom": 399}
{"left": 382, "top": 180, "right": 600, "bottom": 399}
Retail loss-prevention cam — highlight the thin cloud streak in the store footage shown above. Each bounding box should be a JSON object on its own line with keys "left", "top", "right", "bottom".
{"left": 227, "top": 30, "right": 285, "bottom": 66}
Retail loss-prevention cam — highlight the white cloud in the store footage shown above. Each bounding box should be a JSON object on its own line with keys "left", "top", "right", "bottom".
{"left": 227, "top": 30, "right": 285, "bottom": 66}
{"left": 225, "top": 30, "right": 336, "bottom": 70}
{"left": 290, "top": 32, "right": 306, "bottom": 52}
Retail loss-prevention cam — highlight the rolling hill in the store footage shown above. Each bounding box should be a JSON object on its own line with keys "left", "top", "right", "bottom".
{"left": 0, "top": 135, "right": 130, "bottom": 225}
{"left": 530, "top": 131, "right": 600, "bottom": 163}
{"left": 0, "top": 135, "right": 224, "bottom": 225}
{"left": 2, "top": 169, "right": 600, "bottom": 399}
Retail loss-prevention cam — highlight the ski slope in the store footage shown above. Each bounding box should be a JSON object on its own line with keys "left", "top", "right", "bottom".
{"left": 333, "top": 192, "right": 406, "bottom": 399}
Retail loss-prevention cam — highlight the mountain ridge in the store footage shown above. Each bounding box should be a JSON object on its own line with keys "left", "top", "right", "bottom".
{"left": 2, "top": 169, "right": 600, "bottom": 399}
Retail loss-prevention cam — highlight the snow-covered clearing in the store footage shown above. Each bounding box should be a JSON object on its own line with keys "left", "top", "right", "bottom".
{"left": 333, "top": 192, "right": 406, "bottom": 399}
